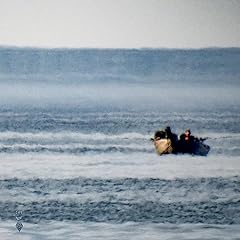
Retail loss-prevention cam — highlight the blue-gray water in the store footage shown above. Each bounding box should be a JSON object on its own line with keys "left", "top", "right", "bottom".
{"left": 0, "top": 47, "right": 240, "bottom": 239}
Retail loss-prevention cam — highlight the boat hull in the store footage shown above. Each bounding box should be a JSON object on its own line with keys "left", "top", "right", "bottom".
{"left": 154, "top": 139, "right": 210, "bottom": 156}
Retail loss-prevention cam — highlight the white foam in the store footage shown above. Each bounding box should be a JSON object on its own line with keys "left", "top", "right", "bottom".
{"left": 0, "top": 152, "right": 239, "bottom": 180}
{"left": 0, "top": 142, "right": 152, "bottom": 152}
{"left": 0, "top": 221, "right": 240, "bottom": 240}
{"left": 0, "top": 131, "right": 149, "bottom": 141}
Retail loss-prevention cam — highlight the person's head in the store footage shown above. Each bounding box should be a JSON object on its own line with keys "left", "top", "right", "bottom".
{"left": 185, "top": 129, "right": 191, "bottom": 136}
{"left": 155, "top": 130, "right": 165, "bottom": 139}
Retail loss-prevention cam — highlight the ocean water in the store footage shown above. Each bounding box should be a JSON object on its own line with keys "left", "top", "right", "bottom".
{"left": 0, "top": 47, "right": 240, "bottom": 239}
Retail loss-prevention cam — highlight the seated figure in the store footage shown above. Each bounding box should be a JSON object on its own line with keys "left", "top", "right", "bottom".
{"left": 178, "top": 129, "right": 198, "bottom": 154}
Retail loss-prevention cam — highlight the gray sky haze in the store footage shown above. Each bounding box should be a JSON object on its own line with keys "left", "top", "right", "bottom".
{"left": 0, "top": 0, "right": 240, "bottom": 48}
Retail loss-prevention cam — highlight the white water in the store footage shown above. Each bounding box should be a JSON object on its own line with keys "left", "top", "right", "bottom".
{"left": 1, "top": 152, "right": 240, "bottom": 180}
{"left": 0, "top": 221, "right": 240, "bottom": 240}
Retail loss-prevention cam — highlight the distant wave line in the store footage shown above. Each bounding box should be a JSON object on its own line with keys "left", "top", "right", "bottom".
{"left": 0, "top": 144, "right": 152, "bottom": 154}
{"left": 0, "top": 131, "right": 149, "bottom": 141}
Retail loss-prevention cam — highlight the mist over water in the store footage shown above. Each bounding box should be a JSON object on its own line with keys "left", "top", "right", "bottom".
{"left": 0, "top": 47, "right": 240, "bottom": 110}
{"left": 0, "top": 47, "right": 240, "bottom": 239}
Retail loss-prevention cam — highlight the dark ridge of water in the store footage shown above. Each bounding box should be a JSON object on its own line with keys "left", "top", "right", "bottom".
{"left": 1, "top": 145, "right": 240, "bottom": 156}
{"left": 0, "top": 145, "right": 152, "bottom": 154}
{"left": 0, "top": 177, "right": 239, "bottom": 224}
{"left": 0, "top": 110, "right": 240, "bottom": 134}
{"left": 0, "top": 199, "right": 239, "bottom": 224}
{"left": 1, "top": 176, "right": 239, "bottom": 192}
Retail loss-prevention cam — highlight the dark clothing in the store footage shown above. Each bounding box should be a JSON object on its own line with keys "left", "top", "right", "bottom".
{"left": 165, "top": 128, "right": 178, "bottom": 152}
{"left": 180, "top": 133, "right": 195, "bottom": 142}
{"left": 178, "top": 133, "right": 196, "bottom": 154}
{"left": 167, "top": 132, "right": 178, "bottom": 143}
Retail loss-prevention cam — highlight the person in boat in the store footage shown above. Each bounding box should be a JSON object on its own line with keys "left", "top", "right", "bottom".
{"left": 178, "top": 129, "right": 196, "bottom": 153}
{"left": 164, "top": 126, "right": 178, "bottom": 152}
{"left": 152, "top": 129, "right": 173, "bottom": 154}
{"left": 152, "top": 128, "right": 210, "bottom": 156}
{"left": 151, "top": 126, "right": 179, "bottom": 155}
{"left": 153, "top": 130, "right": 166, "bottom": 140}
{"left": 180, "top": 129, "right": 194, "bottom": 142}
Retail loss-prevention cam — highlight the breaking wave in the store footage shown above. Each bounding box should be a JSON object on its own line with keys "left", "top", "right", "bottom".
{"left": 0, "top": 131, "right": 240, "bottom": 155}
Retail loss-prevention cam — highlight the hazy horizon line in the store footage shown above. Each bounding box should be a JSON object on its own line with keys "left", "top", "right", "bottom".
{"left": 1, "top": 44, "right": 240, "bottom": 51}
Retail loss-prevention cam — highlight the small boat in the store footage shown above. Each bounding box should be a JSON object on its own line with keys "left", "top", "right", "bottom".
{"left": 152, "top": 135, "right": 210, "bottom": 156}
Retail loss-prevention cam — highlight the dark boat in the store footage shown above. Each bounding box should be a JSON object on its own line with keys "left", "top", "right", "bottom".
{"left": 175, "top": 138, "right": 210, "bottom": 156}
{"left": 152, "top": 135, "right": 210, "bottom": 156}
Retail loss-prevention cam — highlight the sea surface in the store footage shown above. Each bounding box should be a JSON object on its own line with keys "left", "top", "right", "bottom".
{"left": 0, "top": 47, "right": 240, "bottom": 239}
